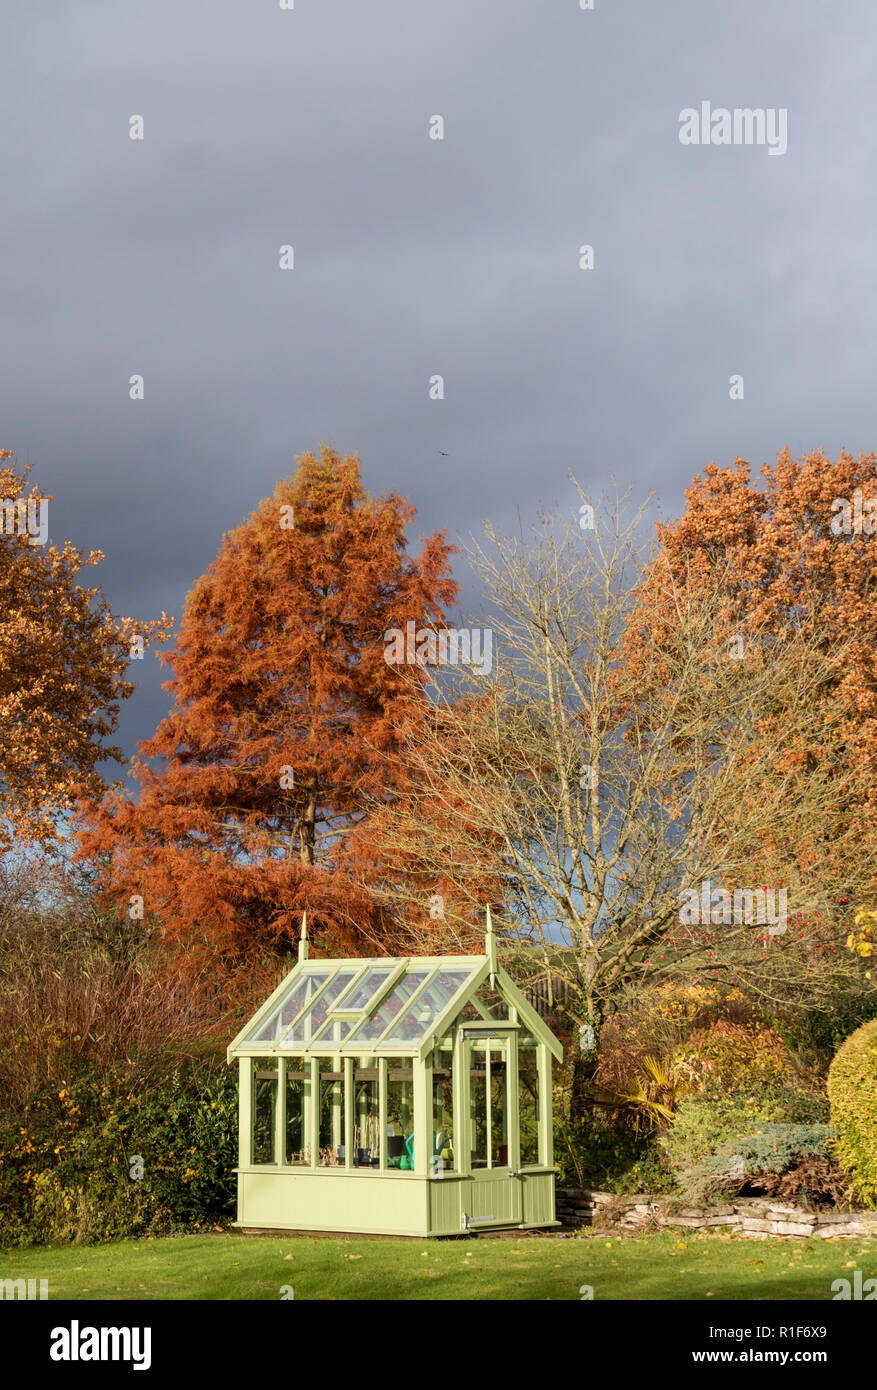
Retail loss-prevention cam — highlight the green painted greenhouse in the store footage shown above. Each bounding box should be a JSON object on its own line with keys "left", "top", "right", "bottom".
{"left": 227, "top": 911, "right": 563, "bottom": 1236}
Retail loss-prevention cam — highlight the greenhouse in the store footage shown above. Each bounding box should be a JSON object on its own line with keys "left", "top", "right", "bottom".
{"left": 227, "top": 911, "right": 563, "bottom": 1236}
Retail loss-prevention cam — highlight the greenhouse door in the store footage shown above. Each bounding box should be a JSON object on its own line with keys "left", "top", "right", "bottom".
{"left": 464, "top": 1036, "right": 522, "bottom": 1228}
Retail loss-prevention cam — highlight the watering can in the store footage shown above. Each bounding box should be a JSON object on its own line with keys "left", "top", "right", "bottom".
{"left": 432, "top": 1129, "right": 452, "bottom": 1171}
{"left": 398, "top": 1131, "right": 453, "bottom": 1171}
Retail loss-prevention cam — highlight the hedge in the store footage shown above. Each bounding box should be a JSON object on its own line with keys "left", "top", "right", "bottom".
{"left": 827, "top": 1017, "right": 877, "bottom": 1207}
{"left": 0, "top": 1058, "right": 238, "bottom": 1246}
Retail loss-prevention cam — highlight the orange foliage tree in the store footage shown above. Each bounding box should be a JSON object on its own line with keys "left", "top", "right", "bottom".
{"left": 76, "top": 446, "right": 458, "bottom": 969}
{"left": 637, "top": 447, "right": 877, "bottom": 910}
{"left": 0, "top": 451, "right": 170, "bottom": 850}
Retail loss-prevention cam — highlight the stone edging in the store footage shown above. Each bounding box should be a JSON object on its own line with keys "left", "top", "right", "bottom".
{"left": 556, "top": 1188, "right": 877, "bottom": 1239}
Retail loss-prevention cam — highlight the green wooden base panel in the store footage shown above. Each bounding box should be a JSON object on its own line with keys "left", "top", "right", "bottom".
{"left": 236, "top": 1169, "right": 557, "bottom": 1237}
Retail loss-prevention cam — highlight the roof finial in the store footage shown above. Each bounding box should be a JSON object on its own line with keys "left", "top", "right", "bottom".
{"left": 298, "top": 910, "right": 309, "bottom": 962}
{"left": 485, "top": 904, "right": 497, "bottom": 986}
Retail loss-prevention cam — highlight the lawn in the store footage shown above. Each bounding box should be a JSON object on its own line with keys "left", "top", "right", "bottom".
{"left": 2, "top": 1229, "right": 871, "bottom": 1300}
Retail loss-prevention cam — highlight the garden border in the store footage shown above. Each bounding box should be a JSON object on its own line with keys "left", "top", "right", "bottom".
{"left": 556, "top": 1189, "right": 877, "bottom": 1239}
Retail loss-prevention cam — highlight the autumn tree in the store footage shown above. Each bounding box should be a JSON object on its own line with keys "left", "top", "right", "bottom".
{"left": 638, "top": 448, "right": 877, "bottom": 916}
{"left": 0, "top": 451, "right": 170, "bottom": 851}
{"left": 77, "top": 446, "right": 458, "bottom": 968}
{"left": 362, "top": 485, "right": 872, "bottom": 1115}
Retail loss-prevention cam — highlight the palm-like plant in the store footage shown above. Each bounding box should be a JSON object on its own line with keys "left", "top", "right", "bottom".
{"left": 584, "top": 1055, "right": 692, "bottom": 1132}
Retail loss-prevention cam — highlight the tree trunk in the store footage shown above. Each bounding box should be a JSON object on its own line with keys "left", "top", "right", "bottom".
{"left": 570, "top": 1046, "right": 599, "bottom": 1123}
{"left": 569, "top": 993, "right": 601, "bottom": 1124}
{"left": 299, "top": 786, "right": 317, "bottom": 866}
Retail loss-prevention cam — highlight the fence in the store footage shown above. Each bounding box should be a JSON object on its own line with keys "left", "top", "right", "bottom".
{"left": 520, "top": 973, "right": 575, "bottom": 1020}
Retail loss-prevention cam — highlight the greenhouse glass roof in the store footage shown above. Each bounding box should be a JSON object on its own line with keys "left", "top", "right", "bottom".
{"left": 229, "top": 957, "right": 488, "bottom": 1058}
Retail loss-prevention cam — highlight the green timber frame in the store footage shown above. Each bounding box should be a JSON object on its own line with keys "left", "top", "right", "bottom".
{"left": 227, "top": 910, "right": 563, "bottom": 1237}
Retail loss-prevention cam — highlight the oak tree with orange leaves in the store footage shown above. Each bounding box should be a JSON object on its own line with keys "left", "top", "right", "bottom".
{"left": 0, "top": 451, "right": 170, "bottom": 850}
{"left": 640, "top": 447, "right": 877, "bottom": 914}
{"left": 77, "top": 446, "right": 458, "bottom": 968}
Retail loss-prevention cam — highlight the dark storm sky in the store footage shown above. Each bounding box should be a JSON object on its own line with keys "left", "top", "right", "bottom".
{"left": 2, "top": 0, "right": 875, "bottom": 776}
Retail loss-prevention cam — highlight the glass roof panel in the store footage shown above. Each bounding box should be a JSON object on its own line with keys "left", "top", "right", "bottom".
{"left": 330, "top": 964, "right": 397, "bottom": 1014}
{"left": 376, "top": 967, "right": 476, "bottom": 1046}
{"left": 244, "top": 968, "right": 337, "bottom": 1045}
{"left": 233, "top": 957, "right": 489, "bottom": 1055}
{"left": 309, "top": 1014, "right": 359, "bottom": 1048}
{"left": 279, "top": 966, "right": 363, "bottom": 1046}
{"left": 345, "top": 967, "right": 436, "bottom": 1047}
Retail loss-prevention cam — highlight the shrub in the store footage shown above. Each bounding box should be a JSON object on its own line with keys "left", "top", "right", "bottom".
{"left": 0, "top": 858, "right": 247, "bottom": 1114}
{"left": 845, "top": 908, "right": 875, "bottom": 976}
{"left": 676, "top": 1123, "right": 834, "bottom": 1203}
{"left": 0, "top": 1058, "right": 238, "bottom": 1246}
{"left": 773, "top": 991, "right": 877, "bottom": 1065}
{"left": 755, "top": 1153, "right": 850, "bottom": 1209}
{"left": 828, "top": 1017, "right": 877, "bottom": 1207}
{"left": 584, "top": 1055, "right": 693, "bottom": 1133}
{"left": 670, "top": 1020, "right": 795, "bottom": 1097}
{"left": 554, "top": 1113, "right": 676, "bottom": 1194}
{"left": 662, "top": 1093, "right": 786, "bottom": 1174}
{"left": 594, "top": 985, "right": 761, "bottom": 1094}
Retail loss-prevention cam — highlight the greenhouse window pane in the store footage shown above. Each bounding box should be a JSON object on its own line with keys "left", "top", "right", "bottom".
{"left": 345, "top": 967, "right": 435, "bottom": 1046}
{"left": 378, "top": 967, "right": 475, "bottom": 1045}
{"left": 518, "top": 1039, "right": 540, "bottom": 1168}
{"left": 352, "top": 1069, "right": 380, "bottom": 1167}
{"left": 318, "top": 1069, "right": 345, "bottom": 1167}
{"left": 386, "top": 1060, "right": 415, "bottom": 1169}
{"left": 252, "top": 1059, "right": 278, "bottom": 1165}
{"left": 285, "top": 1057, "right": 311, "bottom": 1166}
{"left": 310, "top": 1014, "right": 358, "bottom": 1048}
{"left": 279, "top": 967, "right": 361, "bottom": 1045}
{"left": 245, "top": 969, "right": 336, "bottom": 1044}
{"left": 432, "top": 1039, "right": 455, "bottom": 1173}
{"left": 330, "top": 964, "right": 397, "bottom": 1014}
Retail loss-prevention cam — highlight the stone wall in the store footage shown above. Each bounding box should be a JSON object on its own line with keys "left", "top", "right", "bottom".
{"left": 555, "top": 1188, "right": 877, "bottom": 1239}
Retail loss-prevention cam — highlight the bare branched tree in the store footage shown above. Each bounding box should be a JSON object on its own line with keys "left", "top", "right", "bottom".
{"left": 363, "top": 484, "right": 872, "bottom": 1113}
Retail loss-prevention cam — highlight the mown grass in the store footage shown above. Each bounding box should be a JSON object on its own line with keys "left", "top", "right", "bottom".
{"left": 2, "top": 1228, "right": 872, "bottom": 1300}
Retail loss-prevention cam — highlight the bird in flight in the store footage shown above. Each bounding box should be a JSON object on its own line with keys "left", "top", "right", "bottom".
{"left": 439, "top": 451, "right": 449, "bottom": 456}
